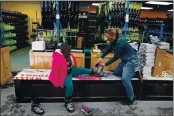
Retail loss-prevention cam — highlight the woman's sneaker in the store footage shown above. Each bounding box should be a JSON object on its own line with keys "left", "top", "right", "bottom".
{"left": 65, "top": 102, "right": 75, "bottom": 113}
{"left": 81, "top": 104, "right": 92, "bottom": 115}
{"left": 121, "top": 97, "right": 136, "bottom": 105}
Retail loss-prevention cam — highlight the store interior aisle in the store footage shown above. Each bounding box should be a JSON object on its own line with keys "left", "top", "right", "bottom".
{"left": 10, "top": 47, "right": 31, "bottom": 72}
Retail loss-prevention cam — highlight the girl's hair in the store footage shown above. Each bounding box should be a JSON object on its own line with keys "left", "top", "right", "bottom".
{"left": 105, "top": 28, "right": 120, "bottom": 37}
{"left": 60, "top": 43, "right": 71, "bottom": 62}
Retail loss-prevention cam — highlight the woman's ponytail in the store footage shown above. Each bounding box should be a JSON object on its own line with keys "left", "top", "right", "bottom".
{"left": 105, "top": 28, "right": 120, "bottom": 37}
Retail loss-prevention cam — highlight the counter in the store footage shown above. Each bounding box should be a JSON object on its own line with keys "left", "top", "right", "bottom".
{"left": 91, "top": 52, "right": 120, "bottom": 71}
{"left": 29, "top": 48, "right": 173, "bottom": 76}
{"left": 0, "top": 46, "right": 12, "bottom": 85}
{"left": 29, "top": 50, "right": 119, "bottom": 71}
{"left": 152, "top": 48, "right": 173, "bottom": 77}
{"left": 29, "top": 51, "right": 85, "bottom": 69}
{"left": 167, "top": 49, "right": 173, "bottom": 54}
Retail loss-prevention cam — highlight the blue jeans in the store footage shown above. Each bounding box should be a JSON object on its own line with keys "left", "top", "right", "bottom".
{"left": 114, "top": 56, "right": 138, "bottom": 101}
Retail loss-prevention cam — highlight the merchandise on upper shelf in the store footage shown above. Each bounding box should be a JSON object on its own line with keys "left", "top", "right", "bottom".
{"left": 1, "top": 23, "right": 17, "bottom": 52}
{"left": 41, "top": 1, "right": 79, "bottom": 30}
{"left": 140, "top": 17, "right": 173, "bottom": 44}
{"left": 1, "top": 23, "right": 15, "bottom": 31}
{"left": 97, "top": 2, "right": 142, "bottom": 43}
{"left": 1, "top": 9, "right": 29, "bottom": 49}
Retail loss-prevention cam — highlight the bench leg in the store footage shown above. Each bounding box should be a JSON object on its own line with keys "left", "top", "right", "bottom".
{"left": 14, "top": 80, "right": 24, "bottom": 102}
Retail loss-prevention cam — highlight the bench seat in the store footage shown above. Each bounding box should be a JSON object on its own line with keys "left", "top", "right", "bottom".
{"left": 13, "top": 69, "right": 140, "bottom": 81}
{"left": 13, "top": 69, "right": 173, "bottom": 103}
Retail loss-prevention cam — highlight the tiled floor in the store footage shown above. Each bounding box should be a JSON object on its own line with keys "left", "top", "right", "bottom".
{"left": 10, "top": 47, "right": 31, "bottom": 72}
{"left": 1, "top": 81, "right": 173, "bottom": 116}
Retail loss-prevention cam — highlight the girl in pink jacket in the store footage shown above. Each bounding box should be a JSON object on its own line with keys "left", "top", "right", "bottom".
{"left": 49, "top": 43, "right": 100, "bottom": 114}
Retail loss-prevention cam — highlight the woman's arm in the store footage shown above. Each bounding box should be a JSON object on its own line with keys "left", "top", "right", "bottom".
{"left": 100, "top": 43, "right": 113, "bottom": 59}
{"left": 105, "top": 40, "right": 124, "bottom": 66}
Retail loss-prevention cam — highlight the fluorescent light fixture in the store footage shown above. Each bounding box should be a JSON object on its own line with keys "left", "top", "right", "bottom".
{"left": 141, "top": 7, "right": 153, "bottom": 10}
{"left": 92, "top": 3, "right": 100, "bottom": 6}
{"left": 168, "top": 9, "right": 173, "bottom": 12}
{"left": 146, "top": 1, "right": 173, "bottom": 5}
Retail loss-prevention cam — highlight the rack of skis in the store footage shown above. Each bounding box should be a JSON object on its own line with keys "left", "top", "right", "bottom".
{"left": 41, "top": 1, "right": 80, "bottom": 30}
{"left": 40, "top": 1, "right": 171, "bottom": 45}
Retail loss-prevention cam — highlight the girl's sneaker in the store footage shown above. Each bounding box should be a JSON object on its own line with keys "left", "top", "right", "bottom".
{"left": 81, "top": 104, "right": 92, "bottom": 115}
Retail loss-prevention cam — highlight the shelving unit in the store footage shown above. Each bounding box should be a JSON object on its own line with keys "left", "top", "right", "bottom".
{"left": 1, "top": 9, "right": 29, "bottom": 50}
{"left": 139, "top": 18, "right": 173, "bottom": 43}
{"left": 98, "top": 1, "right": 142, "bottom": 43}
{"left": 1, "top": 23, "right": 17, "bottom": 52}
{"left": 87, "top": 11, "right": 98, "bottom": 48}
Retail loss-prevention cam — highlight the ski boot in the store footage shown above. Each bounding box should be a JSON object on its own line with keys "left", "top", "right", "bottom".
{"left": 64, "top": 97, "right": 75, "bottom": 113}
{"left": 92, "top": 63, "right": 104, "bottom": 77}
{"left": 31, "top": 97, "right": 44, "bottom": 115}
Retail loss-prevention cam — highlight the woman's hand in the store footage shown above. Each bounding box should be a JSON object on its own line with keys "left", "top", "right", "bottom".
{"left": 98, "top": 58, "right": 103, "bottom": 64}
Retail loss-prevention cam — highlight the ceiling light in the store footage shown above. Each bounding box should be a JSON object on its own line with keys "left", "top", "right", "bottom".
{"left": 141, "top": 7, "right": 153, "bottom": 10}
{"left": 146, "top": 1, "right": 173, "bottom": 5}
{"left": 92, "top": 3, "right": 100, "bottom": 6}
{"left": 168, "top": 9, "right": 173, "bottom": 12}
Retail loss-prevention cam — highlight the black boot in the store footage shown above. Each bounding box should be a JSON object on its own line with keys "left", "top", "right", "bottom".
{"left": 31, "top": 97, "right": 44, "bottom": 115}
{"left": 121, "top": 97, "right": 136, "bottom": 105}
{"left": 64, "top": 97, "right": 75, "bottom": 113}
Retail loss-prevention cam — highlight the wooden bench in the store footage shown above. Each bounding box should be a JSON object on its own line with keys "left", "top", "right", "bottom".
{"left": 13, "top": 69, "right": 172, "bottom": 103}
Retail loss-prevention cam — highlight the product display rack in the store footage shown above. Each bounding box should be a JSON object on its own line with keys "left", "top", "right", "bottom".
{"left": 39, "top": 1, "right": 143, "bottom": 48}
{"left": 40, "top": 1, "right": 79, "bottom": 30}
{"left": 98, "top": 1, "right": 142, "bottom": 43}
{"left": 1, "top": 9, "right": 29, "bottom": 49}
{"left": 87, "top": 12, "right": 98, "bottom": 48}
{"left": 1, "top": 23, "right": 17, "bottom": 52}
{"left": 139, "top": 17, "right": 173, "bottom": 44}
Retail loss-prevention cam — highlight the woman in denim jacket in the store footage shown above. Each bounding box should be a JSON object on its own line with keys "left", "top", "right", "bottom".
{"left": 98, "top": 28, "right": 139, "bottom": 105}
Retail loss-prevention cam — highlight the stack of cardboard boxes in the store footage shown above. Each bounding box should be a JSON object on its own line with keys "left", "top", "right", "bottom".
{"left": 138, "top": 43, "right": 157, "bottom": 77}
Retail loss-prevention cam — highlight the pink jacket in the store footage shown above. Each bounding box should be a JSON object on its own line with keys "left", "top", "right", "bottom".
{"left": 49, "top": 50, "right": 77, "bottom": 88}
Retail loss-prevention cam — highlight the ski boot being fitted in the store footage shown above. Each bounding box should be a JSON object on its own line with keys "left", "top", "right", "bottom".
{"left": 92, "top": 63, "right": 104, "bottom": 77}
{"left": 64, "top": 97, "right": 75, "bottom": 113}
{"left": 31, "top": 97, "right": 44, "bottom": 115}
